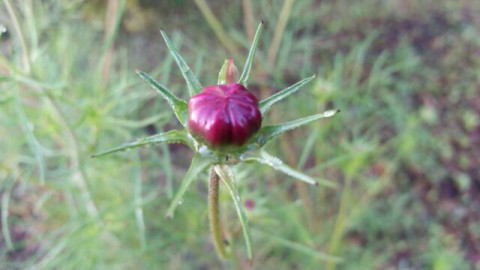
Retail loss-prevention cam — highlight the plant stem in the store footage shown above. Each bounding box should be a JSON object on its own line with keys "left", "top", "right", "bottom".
{"left": 193, "top": 0, "right": 240, "bottom": 56}
{"left": 267, "top": 0, "right": 295, "bottom": 67}
{"left": 4, "top": 0, "right": 31, "bottom": 73}
{"left": 208, "top": 167, "right": 228, "bottom": 259}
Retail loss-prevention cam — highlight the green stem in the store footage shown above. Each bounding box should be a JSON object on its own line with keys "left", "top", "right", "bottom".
{"left": 208, "top": 167, "right": 228, "bottom": 259}
{"left": 4, "top": 0, "right": 31, "bottom": 73}
{"left": 193, "top": 0, "right": 239, "bottom": 56}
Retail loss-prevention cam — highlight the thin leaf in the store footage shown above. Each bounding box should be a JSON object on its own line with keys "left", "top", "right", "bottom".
{"left": 241, "top": 150, "right": 337, "bottom": 188}
{"left": 106, "top": 112, "right": 169, "bottom": 128}
{"left": 238, "top": 22, "right": 264, "bottom": 85}
{"left": 14, "top": 92, "right": 46, "bottom": 185}
{"left": 218, "top": 58, "right": 229, "bottom": 84}
{"left": 1, "top": 177, "right": 15, "bottom": 250}
{"left": 213, "top": 165, "right": 253, "bottom": 261}
{"left": 259, "top": 75, "right": 315, "bottom": 115}
{"left": 134, "top": 154, "right": 147, "bottom": 250}
{"left": 91, "top": 130, "right": 191, "bottom": 158}
{"left": 255, "top": 229, "right": 343, "bottom": 263}
{"left": 137, "top": 71, "right": 188, "bottom": 126}
{"left": 217, "top": 58, "right": 238, "bottom": 84}
{"left": 166, "top": 155, "right": 210, "bottom": 218}
{"left": 160, "top": 29, "right": 202, "bottom": 96}
{"left": 252, "top": 110, "right": 340, "bottom": 147}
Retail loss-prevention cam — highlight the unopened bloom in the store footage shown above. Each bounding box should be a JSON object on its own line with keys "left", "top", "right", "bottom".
{"left": 93, "top": 22, "right": 339, "bottom": 261}
{"left": 188, "top": 83, "right": 262, "bottom": 147}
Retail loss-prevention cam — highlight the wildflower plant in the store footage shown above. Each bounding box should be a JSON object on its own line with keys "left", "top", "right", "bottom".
{"left": 92, "top": 22, "right": 339, "bottom": 260}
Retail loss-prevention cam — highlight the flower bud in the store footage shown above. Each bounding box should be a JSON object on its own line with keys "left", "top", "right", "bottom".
{"left": 188, "top": 83, "right": 262, "bottom": 147}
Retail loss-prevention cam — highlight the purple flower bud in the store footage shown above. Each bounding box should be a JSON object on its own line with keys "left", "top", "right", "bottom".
{"left": 188, "top": 83, "right": 262, "bottom": 147}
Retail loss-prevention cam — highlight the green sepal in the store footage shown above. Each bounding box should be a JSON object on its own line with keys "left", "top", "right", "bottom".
{"left": 252, "top": 110, "right": 340, "bottom": 147}
{"left": 137, "top": 71, "right": 188, "bottom": 126}
{"left": 166, "top": 155, "right": 211, "bottom": 218}
{"left": 213, "top": 165, "right": 253, "bottom": 261}
{"left": 259, "top": 75, "right": 316, "bottom": 115}
{"left": 218, "top": 58, "right": 229, "bottom": 84}
{"left": 160, "top": 29, "right": 202, "bottom": 96}
{"left": 238, "top": 22, "right": 264, "bottom": 86}
{"left": 91, "top": 129, "right": 192, "bottom": 158}
{"left": 241, "top": 150, "right": 337, "bottom": 188}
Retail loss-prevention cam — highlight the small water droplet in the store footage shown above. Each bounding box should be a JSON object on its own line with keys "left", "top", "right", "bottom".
{"left": 177, "top": 200, "right": 183, "bottom": 205}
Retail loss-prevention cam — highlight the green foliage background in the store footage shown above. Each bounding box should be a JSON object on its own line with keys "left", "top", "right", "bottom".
{"left": 1, "top": 0, "right": 479, "bottom": 269}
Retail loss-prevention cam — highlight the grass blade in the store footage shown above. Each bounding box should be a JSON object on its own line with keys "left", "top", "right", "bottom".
{"left": 259, "top": 75, "right": 315, "bottom": 115}
{"left": 1, "top": 177, "right": 15, "bottom": 251}
{"left": 242, "top": 150, "right": 337, "bottom": 188}
{"left": 238, "top": 22, "right": 264, "bottom": 85}
{"left": 160, "top": 29, "right": 202, "bottom": 96}
{"left": 91, "top": 129, "right": 191, "bottom": 158}
{"left": 134, "top": 154, "right": 147, "bottom": 250}
{"left": 137, "top": 71, "right": 188, "bottom": 126}
{"left": 255, "top": 229, "right": 343, "bottom": 263}
{"left": 213, "top": 165, "right": 253, "bottom": 261}
{"left": 14, "top": 91, "right": 46, "bottom": 185}
{"left": 166, "top": 155, "right": 210, "bottom": 218}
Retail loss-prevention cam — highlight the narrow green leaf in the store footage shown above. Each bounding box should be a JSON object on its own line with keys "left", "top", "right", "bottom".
{"left": 14, "top": 92, "right": 46, "bottom": 185}
{"left": 2, "top": 177, "right": 15, "bottom": 250}
{"left": 241, "top": 150, "right": 337, "bottom": 188}
{"left": 166, "top": 155, "right": 210, "bottom": 218}
{"left": 252, "top": 110, "right": 340, "bottom": 147}
{"left": 213, "top": 165, "right": 253, "bottom": 261}
{"left": 106, "top": 112, "right": 169, "bottom": 128}
{"left": 255, "top": 229, "right": 343, "bottom": 263}
{"left": 91, "top": 130, "right": 191, "bottom": 158}
{"left": 259, "top": 75, "right": 315, "bottom": 115}
{"left": 238, "top": 22, "right": 264, "bottom": 85}
{"left": 160, "top": 29, "right": 202, "bottom": 96}
{"left": 218, "top": 58, "right": 229, "bottom": 84}
{"left": 137, "top": 71, "right": 188, "bottom": 126}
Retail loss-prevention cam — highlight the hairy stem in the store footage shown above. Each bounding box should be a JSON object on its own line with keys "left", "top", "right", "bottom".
{"left": 208, "top": 167, "right": 228, "bottom": 259}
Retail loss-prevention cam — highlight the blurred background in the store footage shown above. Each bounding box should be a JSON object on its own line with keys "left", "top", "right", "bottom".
{"left": 1, "top": 0, "right": 480, "bottom": 269}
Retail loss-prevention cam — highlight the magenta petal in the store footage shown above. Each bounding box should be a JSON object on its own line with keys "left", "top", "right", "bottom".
{"left": 188, "top": 83, "right": 262, "bottom": 147}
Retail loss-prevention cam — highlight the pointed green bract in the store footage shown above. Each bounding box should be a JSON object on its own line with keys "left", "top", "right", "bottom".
{"left": 160, "top": 29, "right": 202, "bottom": 96}
{"left": 252, "top": 110, "right": 340, "bottom": 147}
{"left": 213, "top": 165, "right": 253, "bottom": 261}
{"left": 137, "top": 71, "right": 188, "bottom": 126}
{"left": 242, "top": 150, "right": 337, "bottom": 188}
{"left": 238, "top": 22, "right": 264, "bottom": 85}
{"left": 91, "top": 130, "right": 192, "bottom": 158}
{"left": 217, "top": 59, "right": 229, "bottom": 84}
{"left": 259, "top": 75, "right": 316, "bottom": 115}
{"left": 166, "top": 155, "right": 211, "bottom": 218}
